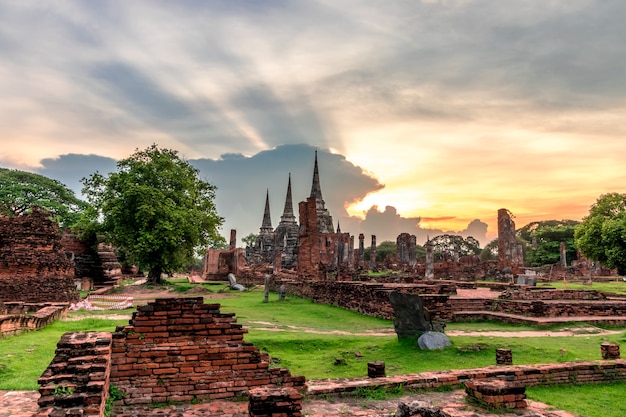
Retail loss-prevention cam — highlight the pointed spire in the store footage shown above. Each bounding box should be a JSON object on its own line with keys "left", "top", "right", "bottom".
{"left": 259, "top": 189, "right": 273, "bottom": 234}
{"left": 309, "top": 150, "right": 323, "bottom": 202}
{"left": 280, "top": 173, "right": 296, "bottom": 223}
{"left": 336, "top": 221, "right": 341, "bottom": 234}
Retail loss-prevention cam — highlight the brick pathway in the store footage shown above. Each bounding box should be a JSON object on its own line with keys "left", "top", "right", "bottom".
{"left": 0, "top": 391, "right": 39, "bottom": 417}
{"left": 1, "top": 390, "right": 579, "bottom": 417}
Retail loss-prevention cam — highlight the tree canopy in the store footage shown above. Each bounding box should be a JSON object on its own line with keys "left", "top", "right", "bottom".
{"left": 0, "top": 167, "right": 87, "bottom": 228}
{"left": 81, "top": 145, "right": 224, "bottom": 283}
{"left": 517, "top": 220, "right": 579, "bottom": 267}
{"left": 428, "top": 234, "right": 481, "bottom": 259}
{"left": 575, "top": 193, "right": 626, "bottom": 275}
{"left": 364, "top": 240, "right": 397, "bottom": 263}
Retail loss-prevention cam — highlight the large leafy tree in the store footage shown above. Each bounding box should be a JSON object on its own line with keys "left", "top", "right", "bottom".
{"left": 429, "top": 234, "right": 481, "bottom": 259}
{"left": 0, "top": 168, "right": 87, "bottom": 228}
{"left": 81, "top": 145, "right": 224, "bottom": 284}
{"left": 575, "top": 193, "right": 626, "bottom": 275}
{"left": 517, "top": 220, "right": 579, "bottom": 266}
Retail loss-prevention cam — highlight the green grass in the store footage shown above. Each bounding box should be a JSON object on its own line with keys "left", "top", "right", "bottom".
{"left": 0, "top": 318, "right": 128, "bottom": 390}
{"left": 537, "top": 280, "right": 626, "bottom": 294}
{"left": 527, "top": 381, "right": 626, "bottom": 417}
{"left": 2, "top": 284, "right": 626, "bottom": 417}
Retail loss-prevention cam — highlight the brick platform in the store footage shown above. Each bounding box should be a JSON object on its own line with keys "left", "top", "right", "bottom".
{"left": 465, "top": 379, "right": 527, "bottom": 410}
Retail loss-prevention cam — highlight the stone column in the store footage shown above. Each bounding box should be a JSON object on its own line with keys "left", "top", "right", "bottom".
{"left": 560, "top": 242, "right": 567, "bottom": 268}
{"left": 425, "top": 240, "right": 434, "bottom": 280}
{"left": 409, "top": 235, "right": 417, "bottom": 268}
{"left": 229, "top": 229, "right": 237, "bottom": 250}
{"left": 348, "top": 235, "right": 354, "bottom": 268}
{"left": 370, "top": 235, "right": 377, "bottom": 270}
{"left": 358, "top": 233, "right": 365, "bottom": 268}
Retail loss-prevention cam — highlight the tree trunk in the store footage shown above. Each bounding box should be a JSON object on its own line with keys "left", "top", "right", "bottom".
{"left": 147, "top": 266, "right": 163, "bottom": 285}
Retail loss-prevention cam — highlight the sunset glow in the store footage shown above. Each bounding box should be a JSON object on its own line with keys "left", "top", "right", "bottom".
{"left": 1, "top": 1, "right": 625, "bottom": 243}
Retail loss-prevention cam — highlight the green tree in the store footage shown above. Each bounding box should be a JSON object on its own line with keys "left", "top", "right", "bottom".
{"left": 575, "top": 193, "right": 626, "bottom": 275}
{"left": 429, "top": 234, "right": 481, "bottom": 259}
{"left": 0, "top": 168, "right": 87, "bottom": 228}
{"left": 81, "top": 145, "right": 224, "bottom": 284}
{"left": 363, "top": 241, "right": 397, "bottom": 263}
{"left": 517, "top": 220, "right": 579, "bottom": 266}
{"left": 242, "top": 233, "right": 258, "bottom": 248}
{"left": 480, "top": 238, "right": 498, "bottom": 261}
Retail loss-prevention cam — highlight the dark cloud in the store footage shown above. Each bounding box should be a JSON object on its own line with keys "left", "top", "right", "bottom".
{"left": 38, "top": 154, "right": 117, "bottom": 196}
{"left": 34, "top": 145, "right": 493, "bottom": 246}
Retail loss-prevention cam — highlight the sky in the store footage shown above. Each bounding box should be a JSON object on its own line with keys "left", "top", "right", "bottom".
{"left": 2, "top": 0, "right": 626, "bottom": 246}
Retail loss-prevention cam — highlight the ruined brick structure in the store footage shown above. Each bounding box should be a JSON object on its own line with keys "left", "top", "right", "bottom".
{"left": 297, "top": 197, "right": 352, "bottom": 279}
{"left": 110, "top": 297, "right": 305, "bottom": 404}
{"left": 203, "top": 229, "right": 246, "bottom": 279}
{"left": 36, "top": 297, "right": 305, "bottom": 416}
{"left": 396, "top": 233, "right": 417, "bottom": 268}
{"left": 248, "top": 190, "right": 276, "bottom": 264}
{"left": 60, "top": 232, "right": 111, "bottom": 286}
{"left": 0, "top": 207, "right": 78, "bottom": 303}
{"left": 245, "top": 151, "right": 355, "bottom": 278}
{"left": 497, "top": 208, "right": 524, "bottom": 275}
{"left": 273, "top": 174, "right": 299, "bottom": 270}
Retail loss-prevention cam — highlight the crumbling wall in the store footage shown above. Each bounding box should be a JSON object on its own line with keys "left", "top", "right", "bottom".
{"left": 60, "top": 232, "right": 108, "bottom": 283}
{"left": 297, "top": 198, "right": 352, "bottom": 279}
{"left": 110, "top": 297, "right": 305, "bottom": 405}
{"left": 280, "top": 280, "right": 453, "bottom": 321}
{"left": 0, "top": 207, "right": 77, "bottom": 302}
{"left": 497, "top": 208, "right": 524, "bottom": 274}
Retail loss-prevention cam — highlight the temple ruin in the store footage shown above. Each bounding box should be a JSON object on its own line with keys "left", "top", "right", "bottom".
{"left": 0, "top": 207, "right": 78, "bottom": 303}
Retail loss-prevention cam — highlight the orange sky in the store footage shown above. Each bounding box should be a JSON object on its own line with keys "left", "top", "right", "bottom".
{"left": 1, "top": 2, "right": 625, "bottom": 243}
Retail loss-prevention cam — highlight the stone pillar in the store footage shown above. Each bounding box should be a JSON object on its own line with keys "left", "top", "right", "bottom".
{"left": 498, "top": 208, "right": 523, "bottom": 275}
{"left": 229, "top": 229, "right": 237, "bottom": 250}
{"left": 367, "top": 361, "right": 385, "bottom": 378}
{"left": 601, "top": 342, "right": 620, "bottom": 360}
{"left": 560, "top": 241, "right": 567, "bottom": 268}
{"left": 369, "top": 235, "right": 377, "bottom": 270}
{"left": 409, "top": 234, "right": 417, "bottom": 268}
{"left": 248, "top": 386, "right": 303, "bottom": 417}
{"left": 496, "top": 348, "right": 512, "bottom": 365}
{"left": 348, "top": 235, "right": 354, "bottom": 268}
{"left": 358, "top": 233, "right": 365, "bottom": 268}
{"left": 425, "top": 240, "right": 434, "bottom": 280}
{"left": 263, "top": 275, "right": 270, "bottom": 303}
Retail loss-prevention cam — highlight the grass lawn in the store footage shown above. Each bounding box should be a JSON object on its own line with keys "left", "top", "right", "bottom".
{"left": 537, "top": 280, "right": 626, "bottom": 294}
{"left": 0, "top": 318, "right": 128, "bottom": 390}
{"left": 2, "top": 284, "right": 626, "bottom": 417}
{"left": 527, "top": 381, "right": 626, "bottom": 417}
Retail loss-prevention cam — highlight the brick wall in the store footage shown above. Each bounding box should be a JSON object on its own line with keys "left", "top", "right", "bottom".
{"left": 0, "top": 303, "right": 67, "bottom": 336}
{"left": 0, "top": 207, "right": 77, "bottom": 302}
{"left": 110, "top": 297, "right": 305, "bottom": 405}
{"left": 37, "top": 332, "right": 112, "bottom": 417}
{"left": 280, "top": 280, "right": 454, "bottom": 321}
{"left": 307, "top": 360, "right": 626, "bottom": 396}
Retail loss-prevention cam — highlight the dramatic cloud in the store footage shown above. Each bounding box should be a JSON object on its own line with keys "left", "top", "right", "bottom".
{"left": 2, "top": 1, "right": 625, "bottom": 239}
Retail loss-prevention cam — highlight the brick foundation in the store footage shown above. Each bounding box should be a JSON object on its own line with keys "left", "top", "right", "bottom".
{"left": 0, "top": 302, "right": 67, "bottom": 336}
{"left": 496, "top": 348, "right": 512, "bottom": 365}
{"left": 368, "top": 361, "right": 386, "bottom": 378}
{"left": 464, "top": 379, "right": 526, "bottom": 410}
{"left": 248, "top": 386, "right": 303, "bottom": 417}
{"left": 601, "top": 342, "right": 620, "bottom": 360}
